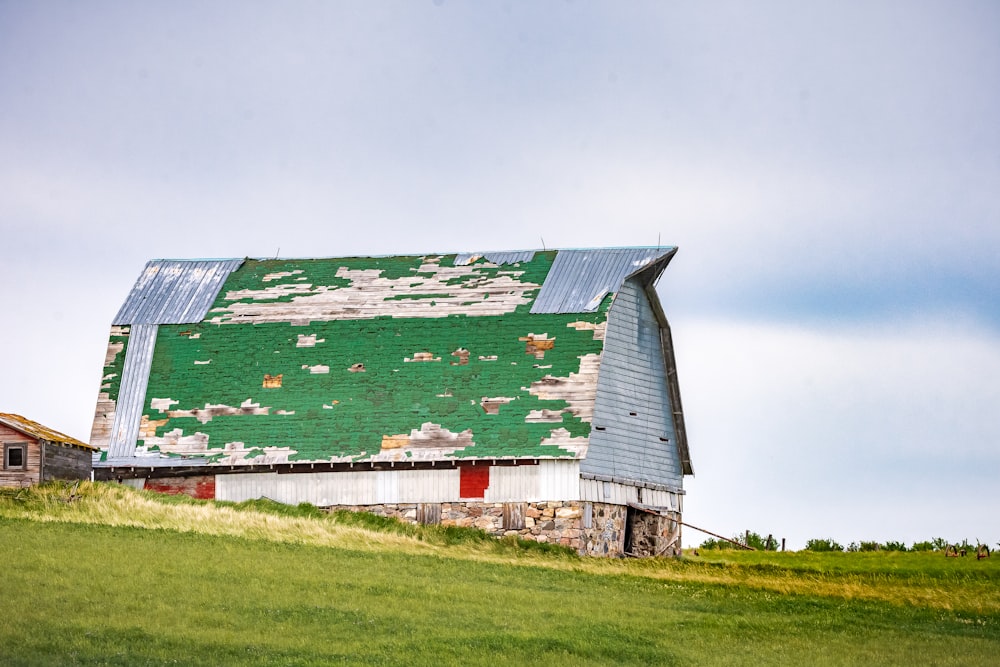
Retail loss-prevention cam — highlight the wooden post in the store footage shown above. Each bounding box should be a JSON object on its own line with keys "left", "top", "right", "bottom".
{"left": 745, "top": 530, "right": 750, "bottom": 547}
{"left": 782, "top": 538, "right": 786, "bottom": 552}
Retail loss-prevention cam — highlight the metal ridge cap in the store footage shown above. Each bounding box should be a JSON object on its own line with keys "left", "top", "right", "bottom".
{"left": 623, "top": 247, "right": 678, "bottom": 282}
{"left": 146, "top": 257, "right": 245, "bottom": 263}
{"left": 145, "top": 247, "right": 678, "bottom": 263}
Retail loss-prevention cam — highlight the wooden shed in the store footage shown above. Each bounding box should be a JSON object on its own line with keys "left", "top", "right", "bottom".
{"left": 0, "top": 413, "right": 96, "bottom": 488}
{"left": 90, "top": 248, "right": 693, "bottom": 555}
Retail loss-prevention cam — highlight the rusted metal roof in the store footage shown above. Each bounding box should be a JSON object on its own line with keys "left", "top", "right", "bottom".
{"left": 0, "top": 413, "right": 95, "bottom": 450}
{"left": 531, "top": 247, "right": 676, "bottom": 314}
{"left": 113, "top": 259, "right": 245, "bottom": 325}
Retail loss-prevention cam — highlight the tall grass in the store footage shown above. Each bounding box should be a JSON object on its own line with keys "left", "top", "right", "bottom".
{"left": 2, "top": 516, "right": 998, "bottom": 666}
{"left": 2, "top": 482, "right": 999, "bottom": 615}
{"left": 0, "top": 482, "right": 577, "bottom": 561}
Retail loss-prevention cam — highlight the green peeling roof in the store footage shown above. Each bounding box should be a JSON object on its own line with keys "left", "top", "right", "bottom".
{"left": 94, "top": 249, "right": 678, "bottom": 467}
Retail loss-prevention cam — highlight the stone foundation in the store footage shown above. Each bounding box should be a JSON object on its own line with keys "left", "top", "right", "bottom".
{"left": 581, "top": 502, "right": 628, "bottom": 557}
{"left": 626, "top": 508, "right": 682, "bottom": 557}
{"left": 329, "top": 500, "right": 642, "bottom": 557}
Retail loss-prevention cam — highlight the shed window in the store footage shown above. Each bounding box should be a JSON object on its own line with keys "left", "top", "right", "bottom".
{"left": 4, "top": 443, "right": 27, "bottom": 470}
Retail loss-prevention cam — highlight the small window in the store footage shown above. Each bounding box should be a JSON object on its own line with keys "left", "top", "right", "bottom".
{"left": 4, "top": 443, "right": 27, "bottom": 470}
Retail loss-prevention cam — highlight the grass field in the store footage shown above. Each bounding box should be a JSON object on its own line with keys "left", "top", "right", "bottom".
{"left": 1, "top": 482, "right": 998, "bottom": 666}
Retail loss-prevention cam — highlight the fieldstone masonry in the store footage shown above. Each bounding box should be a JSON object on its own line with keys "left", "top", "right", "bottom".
{"left": 330, "top": 500, "right": 633, "bottom": 557}
{"left": 627, "top": 509, "right": 682, "bottom": 557}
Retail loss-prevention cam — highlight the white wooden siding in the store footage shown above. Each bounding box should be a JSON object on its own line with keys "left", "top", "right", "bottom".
{"left": 484, "top": 460, "right": 580, "bottom": 502}
{"left": 215, "top": 463, "right": 581, "bottom": 505}
{"left": 579, "top": 478, "right": 682, "bottom": 510}
{"left": 538, "top": 460, "right": 580, "bottom": 500}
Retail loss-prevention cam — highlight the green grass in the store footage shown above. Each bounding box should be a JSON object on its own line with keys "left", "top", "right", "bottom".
{"left": 1, "top": 483, "right": 999, "bottom": 665}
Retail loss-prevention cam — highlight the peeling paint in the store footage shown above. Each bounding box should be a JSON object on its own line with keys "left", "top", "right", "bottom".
{"left": 525, "top": 409, "right": 565, "bottom": 423}
{"left": 209, "top": 259, "right": 543, "bottom": 325}
{"left": 263, "top": 270, "right": 305, "bottom": 282}
{"left": 480, "top": 396, "right": 517, "bottom": 415}
{"left": 450, "top": 348, "right": 470, "bottom": 365}
{"left": 377, "top": 422, "right": 474, "bottom": 458}
{"left": 540, "top": 427, "right": 589, "bottom": 457}
{"left": 296, "top": 334, "right": 326, "bottom": 347}
{"left": 520, "top": 333, "right": 555, "bottom": 359}
{"left": 150, "top": 398, "right": 179, "bottom": 412}
{"left": 161, "top": 399, "right": 272, "bottom": 424}
{"left": 566, "top": 320, "right": 606, "bottom": 341}
{"left": 134, "top": 252, "right": 608, "bottom": 463}
{"left": 104, "top": 340, "right": 125, "bottom": 366}
{"left": 90, "top": 326, "right": 130, "bottom": 448}
{"left": 527, "top": 353, "right": 601, "bottom": 422}
{"left": 405, "top": 352, "right": 440, "bottom": 362}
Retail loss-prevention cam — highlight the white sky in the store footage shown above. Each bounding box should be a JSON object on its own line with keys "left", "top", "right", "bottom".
{"left": 1, "top": 1, "right": 997, "bottom": 549}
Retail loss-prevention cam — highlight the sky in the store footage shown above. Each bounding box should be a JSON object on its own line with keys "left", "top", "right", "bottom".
{"left": 1, "top": 1, "right": 997, "bottom": 550}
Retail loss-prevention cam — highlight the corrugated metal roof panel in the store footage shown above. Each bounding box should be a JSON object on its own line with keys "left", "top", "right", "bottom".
{"left": 453, "top": 251, "right": 536, "bottom": 266}
{"left": 113, "top": 259, "right": 244, "bottom": 325}
{"left": 531, "top": 248, "right": 675, "bottom": 314}
{"left": 0, "top": 413, "right": 94, "bottom": 450}
{"left": 106, "top": 324, "right": 158, "bottom": 459}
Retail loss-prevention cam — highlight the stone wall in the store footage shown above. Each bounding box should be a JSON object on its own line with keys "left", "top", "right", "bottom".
{"left": 330, "top": 500, "right": 634, "bottom": 557}
{"left": 580, "top": 502, "right": 628, "bottom": 557}
{"left": 626, "top": 509, "right": 682, "bottom": 557}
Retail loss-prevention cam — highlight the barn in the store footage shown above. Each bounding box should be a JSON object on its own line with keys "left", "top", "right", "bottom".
{"left": 1, "top": 413, "right": 96, "bottom": 488}
{"left": 90, "top": 248, "right": 692, "bottom": 556}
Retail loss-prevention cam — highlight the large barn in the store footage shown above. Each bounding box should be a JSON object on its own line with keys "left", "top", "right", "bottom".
{"left": 91, "top": 248, "right": 692, "bottom": 556}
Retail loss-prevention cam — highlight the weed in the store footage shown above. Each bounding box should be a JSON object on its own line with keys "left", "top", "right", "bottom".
{"left": 805, "top": 537, "right": 844, "bottom": 552}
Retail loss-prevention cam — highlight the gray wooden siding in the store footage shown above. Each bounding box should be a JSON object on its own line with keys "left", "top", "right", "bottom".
{"left": 583, "top": 278, "right": 683, "bottom": 488}
{"left": 40, "top": 443, "right": 92, "bottom": 482}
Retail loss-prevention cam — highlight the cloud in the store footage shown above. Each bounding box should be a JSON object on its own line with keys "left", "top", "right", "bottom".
{"left": 676, "top": 315, "right": 1000, "bottom": 548}
{"left": 1, "top": 1, "right": 997, "bottom": 551}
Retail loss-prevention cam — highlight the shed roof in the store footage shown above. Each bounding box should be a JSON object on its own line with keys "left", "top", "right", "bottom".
{"left": 0, "top": 413, "right": 95, "bottom": 450}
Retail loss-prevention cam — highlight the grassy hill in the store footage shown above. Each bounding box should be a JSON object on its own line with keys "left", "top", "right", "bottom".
{"left": 2, "top": 482, "right": 998, "bottom": 666}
